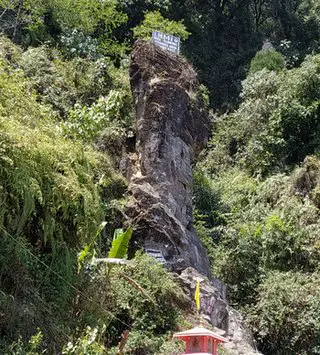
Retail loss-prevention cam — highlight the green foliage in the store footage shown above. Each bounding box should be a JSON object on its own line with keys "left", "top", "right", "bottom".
{"left": 246, "top": 271, "right": 320, "bottom": 354}
{"left": 168, "top": 0, "right": 320, "bottom": 108}
{"left": 62, "top": 326, "right": 106, "bottom": 354}
{"left": 249, "top": 50, "right": 285, "bottom": 75}
{"left": 118, "top": 0, "right": 172, "bottom": 38}
{"left": 208, "top": 54, "right": 320, "bottom": 176}
{"left": 0, "top": 48, "right": 54, "bottom": 124}
{"left": 156, "top": 338, "right": 184, "bottom": 355}
{"left": 4, "top": 329, "right": 44, "bottom": 355}
{"left": 77, "top": 221, "right": 108, "bottom": 272}
{"left": 18, "top": 46, "right": 113, "bottom": 117}
{"left": 0, "top": 115, "right": 114, "bottom": 246}
{"left": 77, "top": 253, "right": 186, "bottom": 354}
{"left": 168, "top": 0, "right": 259, "bottom": 108}
{"left": 60, "top": 29, "right": 100, "bottom": 60}
{"left": 3, "top": 0, "right": 320, "bottom": 110}
{"left": 199, "top": 162, "right": 320, "bottom": 305}
{"left": 0, "top": 232, "right": 80, "bottom": 350}
{"left": 0, "top": 37, "right": 184, "bottom": 355}
{"left": 198, "top": 54, "right": 320, "bottom": 351}
{"left": 0, "top": 36, "right": 22, "bottom": 63}
{"left": 108, "top": 254, "right": 185, "bottom": 353}
{"left": 62, "top": 89, "right": 132, "bottom": 143}
{"left": 193, "top": 168, "right": 227, "bottom": 228}
{"left": 299, "top": 0, "right": 320, "bottom": 26}
{"left": 0, "top": 38, "right": 127, "bottom": 352}
{"left": 278, "top": 39, "right": 300, "bottom": 68}
{"left": 46, "top": 0, "right": 127, "bottom": 36}
{"left": 1, "top": 1, "right": 320, "bottom": 352}
{"left": 199, "top": 84, "right": 210, "bottom": 109}
{"left": 133, "top": 10, "right": 190, "bottom": 40}
{"left": 108, "top": 227, "right": 133, "bottom": 259}
{"left": 0, "top": 0, "right": 128, "bottom": 50}
{"left": 0, "top": 0, "right": 45, "bottom": 41}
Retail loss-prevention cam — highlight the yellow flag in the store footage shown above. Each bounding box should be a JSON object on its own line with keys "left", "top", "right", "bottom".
{"left": 194, "top": 280, "right": 200, "bottom": 311}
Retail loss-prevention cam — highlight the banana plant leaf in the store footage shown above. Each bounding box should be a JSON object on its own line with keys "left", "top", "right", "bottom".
{"left": 108, "top": 227, "right": 133, "bottom": 259}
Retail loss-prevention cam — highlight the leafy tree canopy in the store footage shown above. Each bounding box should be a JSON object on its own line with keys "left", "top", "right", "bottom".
{"left": 249, "top": 49, "right": 285, "bottom": 74}
{"left": 133, "top": 10, "right": 190, "bottom": 40}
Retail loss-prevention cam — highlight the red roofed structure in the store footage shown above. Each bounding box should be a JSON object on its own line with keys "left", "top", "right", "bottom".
{"left": 173, "top": 326, "right": 227, "bottom": 355}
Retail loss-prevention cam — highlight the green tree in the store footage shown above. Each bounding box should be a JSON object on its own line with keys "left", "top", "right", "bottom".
{"left": 207, "top": 53, "right": 320, "bottom": 176}
{"left": 247, "top": 271, "right": 320, "bottom": 354}
{"left": 249, "top": 49, "right": 285, "bottom": 74}
{"left": 169, "top": 0, "right": 260, "bottom": 108}
{"left": 0, "top": 0, "right": 128, "bottom": 55}
{"left": 133, "top": 10, "right": 190, "bottom": 40}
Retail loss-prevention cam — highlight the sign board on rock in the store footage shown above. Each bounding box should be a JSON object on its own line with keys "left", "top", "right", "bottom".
{"left": 152, "top": 31, "right": 180, "bottom": 55}
{"left": 145, "top": 248, "right": 167, "bottom": 264}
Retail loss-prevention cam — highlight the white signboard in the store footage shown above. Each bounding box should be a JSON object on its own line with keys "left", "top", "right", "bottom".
{"left": 152, "top": 31, "right": 180, "bottom": 55}
{"left": 145, "top": 248, "right": 167, "bottom": 264}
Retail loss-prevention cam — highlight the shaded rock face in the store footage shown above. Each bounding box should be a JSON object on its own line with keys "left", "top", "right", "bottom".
{"left": 124, "top": 40, "right": 210, "bottom": 276}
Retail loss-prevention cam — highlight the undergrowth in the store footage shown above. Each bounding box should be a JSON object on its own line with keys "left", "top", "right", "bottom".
{"left": 0, "top": 36, "right": 188, "bottom": 355}
{"left": 0, "top": 37, "right": 129, "bottom": 352}
{"left": 194, "top": 52, "right": 320, "bottom": 354}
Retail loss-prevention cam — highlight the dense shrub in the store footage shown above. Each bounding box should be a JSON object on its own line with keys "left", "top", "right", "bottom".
{"left": 193, "top": 169, "right": 227, "bottom": 227}
{"left": 249, "top": 50, "right": 285, "bottom": 75}
{"left": 133, "top": 10, "right": 190, "bottom": 40}
{"left": 0, "top": 36, "right": 186, "bottom": 355}
{"left": 18, "top": 46, "right": 113, "bottom": 117}
{"left": 60, "top": 29, "right": 100, "bottom": 60}
{"left": 62, "top": 89, "right": 132, "bottom": 145}
{"left": 0, "top": 41, "right": 126, "bottom": 352}
{"left": 197, "top": 162, "right": 320, "bottom": 305}
{"left": 1, "top": 1, "right": 319, "bottom": 351}
{"left": 207, "top": 54, "right": 320, "bottom": 176}
{"left": 195, "top": 47, "right": 320, "bottom": 354}
{"left": 66, "top": 253, "right": 187, "bottom": 354}
{"left": 246, "top": 271, "right": 320, "bottom": 354}
{"left": 0, "top": 56, "right": 125, "bottom": 244}
{"left": 0, "top": 0, "right": 128, "bottom": 54}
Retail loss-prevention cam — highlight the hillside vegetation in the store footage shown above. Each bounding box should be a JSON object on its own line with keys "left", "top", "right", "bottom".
{"left": 0, "top": 0, "right": 319, "bottom": 354}
{"left": 195, "top": 53, "right": 320, "bottom": 354}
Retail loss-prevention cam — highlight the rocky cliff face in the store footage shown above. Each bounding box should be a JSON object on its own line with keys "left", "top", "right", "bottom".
{"left": 124, "top": 40, "right": 211, "bottom": 276}
{"left": 122, "top": 40, "right": 258, "bottom": 354}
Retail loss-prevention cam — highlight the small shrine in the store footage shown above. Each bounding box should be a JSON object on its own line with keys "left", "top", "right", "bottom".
{"left": 173, "top": 280, "right": 227, "bottom": 354}
{"left": 173, "top": 326, "right": 226, "bottom": 355}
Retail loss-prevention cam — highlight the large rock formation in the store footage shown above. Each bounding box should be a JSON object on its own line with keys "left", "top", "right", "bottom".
{"left": 124, "top": 40, "right": 211, "bottom": 276}
{"left": 122, "top": 40, "right": 259, "bottom": 354}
